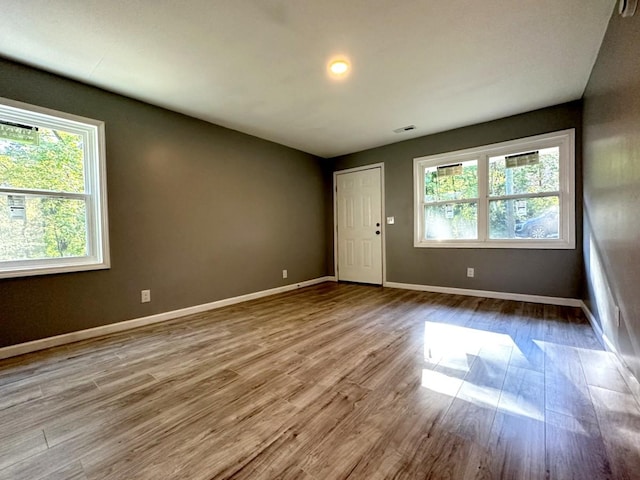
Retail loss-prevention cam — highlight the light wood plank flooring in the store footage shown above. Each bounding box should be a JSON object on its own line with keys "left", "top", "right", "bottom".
{"left": 1, "top": 282, "right": 639, "bottom": 479}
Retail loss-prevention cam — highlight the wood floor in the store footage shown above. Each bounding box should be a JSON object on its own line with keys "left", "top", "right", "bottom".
{"left": 1, "top": 283, "right": 639, "bottom": 480}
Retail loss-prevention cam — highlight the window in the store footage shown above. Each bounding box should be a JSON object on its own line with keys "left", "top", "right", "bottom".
{"left": 414, "top": 129, "right": 575, "bottom": 249}
{"left": 0, "top": 97, "right": 109, "bottom": 278}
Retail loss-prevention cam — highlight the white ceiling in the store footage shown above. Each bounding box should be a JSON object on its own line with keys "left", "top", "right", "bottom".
{"left": 0, "top": 0, "right": 615, "bottom": 158}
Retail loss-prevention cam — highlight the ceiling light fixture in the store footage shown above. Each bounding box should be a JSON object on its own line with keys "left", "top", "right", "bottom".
{"left": 328, "top": 59, "right": 350, "bottom": 77}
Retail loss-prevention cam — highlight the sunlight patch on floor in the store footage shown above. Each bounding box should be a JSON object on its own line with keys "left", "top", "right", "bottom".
{"left": 421, "top": 321, "right": 545, "bottom": 421}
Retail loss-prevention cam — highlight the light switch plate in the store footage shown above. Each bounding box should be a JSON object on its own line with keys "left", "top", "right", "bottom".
{"left": 386, "top": 216, "right": 395, "bottom": 225}
{"left": 141, "top": 289, "right": 151, "bottom": 303}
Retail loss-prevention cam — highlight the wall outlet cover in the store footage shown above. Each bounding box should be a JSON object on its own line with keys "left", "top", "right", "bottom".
{"left": 141, "top": 289, "right": 151, "bottom": 303}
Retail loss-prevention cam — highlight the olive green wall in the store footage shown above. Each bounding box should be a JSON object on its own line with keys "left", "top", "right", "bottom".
{"left": 582, "top": 9, "right": 640, "bottom": 380}
{"left": 331, "top": 102, "right": 583, "bottom": 298}
{"left": 0, "top": 58, "right": 327, "bottom": 348}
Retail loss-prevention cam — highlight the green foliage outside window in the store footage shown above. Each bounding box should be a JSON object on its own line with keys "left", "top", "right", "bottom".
{"left": 489, "top": 148, "right": 560, "bottom": 238}
{"left": 424, "top": 161, "right": 478, "bottom": 239}
{"left": 0, "top": 128, "right": 88, "bottom": 261}
{"left": 425, "top": 161, "right": 478, "bottom": 202}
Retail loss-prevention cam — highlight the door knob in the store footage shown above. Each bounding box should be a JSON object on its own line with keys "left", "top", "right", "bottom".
{"left": 376, "top": 230, "right": 381, "bottom": 235}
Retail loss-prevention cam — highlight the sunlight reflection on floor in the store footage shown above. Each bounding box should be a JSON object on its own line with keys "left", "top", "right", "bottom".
{"left": 423, "top": 321, "right": 513, "bottom": 364}
{"left": 422, "top": 321, "right": 544, "bottom": 421}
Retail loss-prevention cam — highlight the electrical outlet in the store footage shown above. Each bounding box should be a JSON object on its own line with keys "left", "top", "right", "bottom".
{"left": 282, "top": 269, "right": 288, "bottom": 279}
{"left": 141, "top": 289, "right": 151, "bottom": 303}
{"left": 467, "top": 267, "right": 475, "bottom": 278}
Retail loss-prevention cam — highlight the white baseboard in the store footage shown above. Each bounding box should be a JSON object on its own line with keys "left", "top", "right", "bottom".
{"left": 580, "top": 300, "right": 606, "bottom": 349}
{"left": 580, "top": 301, "right": 640, "bottom": 406}
{"left": 384, "top": 281, "right": 581, "bottom": 307}
{"left": 580, "top": 300, "right": 624, "bottom": 358}
{"left": 0, "top": 276, "right": 335, "bottom": 361}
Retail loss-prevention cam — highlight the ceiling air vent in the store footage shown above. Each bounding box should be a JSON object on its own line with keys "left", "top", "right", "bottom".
{"left": 393, "top": 125, "right": 416, "bottom": 134}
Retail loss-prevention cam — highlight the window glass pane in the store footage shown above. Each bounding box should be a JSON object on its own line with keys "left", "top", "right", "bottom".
{"left": 425, "top": 202, "right": 477, "bottom": 240}
{"left": 0, "top": 127, "right": 85, "bottom": 193}
{"left": 489, "top": 147, "right": 560, "bottom": 197}
{"left": 425, "top": 160, "right": 477, "bottom": 202}
{"left": 0, "top": 194, "right": 88, "bottom": 261}
{"left": 489, "top": 197, "right": 559, "bottom": 239}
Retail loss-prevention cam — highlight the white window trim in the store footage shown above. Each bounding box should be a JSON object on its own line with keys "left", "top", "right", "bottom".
{"left": 413, "top": 129, "right": 575, "bottom": 249}
{"left": 0, "top": 97, "right": 110, "bottom": 278}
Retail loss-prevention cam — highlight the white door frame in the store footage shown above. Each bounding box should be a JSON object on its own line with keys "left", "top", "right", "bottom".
{"left": 333, "top": 163, "right": 386, "bottom": 284}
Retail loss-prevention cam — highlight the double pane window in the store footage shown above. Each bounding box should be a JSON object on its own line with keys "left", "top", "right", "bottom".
{"left": 0, "top": 98, "right": 109, "bottom": 278}
{"left": 414, "top": 130, "right": 575, "bottom": 249}
{"left": 488, "top": 147, "right": 560, "bottom": 240}
{"left": 423, "top": 160, "right": 478, "bottom": 240}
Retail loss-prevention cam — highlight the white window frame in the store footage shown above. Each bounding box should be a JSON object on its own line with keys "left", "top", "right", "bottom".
{"left": 0, "top": 97, "right": 110, "bottom": 278}
{"left": 414, "top": 129, "right": 575, "bottom": 249}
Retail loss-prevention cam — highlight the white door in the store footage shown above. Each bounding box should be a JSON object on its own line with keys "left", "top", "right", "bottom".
{"left": 336, "top": 167, "right": 383, "bottom": 284}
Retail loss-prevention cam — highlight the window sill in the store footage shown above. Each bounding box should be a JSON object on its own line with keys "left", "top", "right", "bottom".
{"left": 0, "top": 259, "right": 110, "bottom": 279}
{"left": 414, "top": 240, "right": 576, "bottom": 249}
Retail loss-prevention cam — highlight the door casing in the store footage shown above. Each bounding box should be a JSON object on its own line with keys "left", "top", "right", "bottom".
{"left": 333, "top": 163, "right": 386, "bottom": 285}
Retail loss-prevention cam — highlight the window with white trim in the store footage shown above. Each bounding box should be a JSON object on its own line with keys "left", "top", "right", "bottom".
{"left": 414, "top": 129, "right": 575, "bottom": 249}
{"left": 0, "top": 97, "right": 109, "bottom": 278}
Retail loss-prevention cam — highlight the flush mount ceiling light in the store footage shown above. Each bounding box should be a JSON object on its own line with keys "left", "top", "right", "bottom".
{"left": 328, "top": 59, "right": 350, "bottom": 77}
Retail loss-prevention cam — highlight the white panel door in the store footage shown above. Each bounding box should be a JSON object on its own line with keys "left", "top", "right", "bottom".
{"left": 336, "top": 168, "right": 382, "bottom": 284}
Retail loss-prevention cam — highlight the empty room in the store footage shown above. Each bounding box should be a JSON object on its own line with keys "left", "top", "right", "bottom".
{"left": 0, "top": 1, "right": 639, "bottom": 479}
